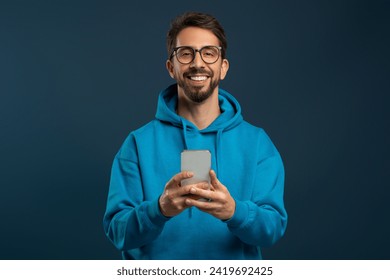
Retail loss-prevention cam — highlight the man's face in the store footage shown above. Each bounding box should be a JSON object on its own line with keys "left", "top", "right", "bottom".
{"left": 166, "top": 27, "right": 229, "bottom": 104}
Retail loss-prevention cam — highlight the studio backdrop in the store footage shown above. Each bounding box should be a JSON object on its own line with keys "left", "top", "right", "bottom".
{"left": 0, "top": 0, "right": 389, "bottom": 259}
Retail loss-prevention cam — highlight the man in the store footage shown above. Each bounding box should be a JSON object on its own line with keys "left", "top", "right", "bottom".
{"left": 103, "top": 12, "right": 287, "bottom": 260}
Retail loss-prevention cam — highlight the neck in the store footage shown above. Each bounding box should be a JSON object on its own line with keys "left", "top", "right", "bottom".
{"left": 177, "top": 89, "right": 220, "bottom": 130}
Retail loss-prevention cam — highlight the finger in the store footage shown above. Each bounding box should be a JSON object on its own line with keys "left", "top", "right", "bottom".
{"left": 166, "top": 181, "right": 205, "bottom": 197}
{"left": 175, "top": 184, "right": 197, "bottom": 197}
{"left": 188, "top": 187, "right": 217, "bottom": 201}
{"left": 167, "top": 171, "right": 194, "bottom": 187}
{"left": 175, "top": 182, "right": 209, "bottom": 196}
{"left": 161, "top": 185, "right": 193, "bottom": 204}
{"left": 185, "top": 197, "right": 214, "bottom": 209}
{"left": 194, "top": 182, "right": 211, "bottom": 190}
{"left": 209, "top": 170, "right": 222, "bottom": 190}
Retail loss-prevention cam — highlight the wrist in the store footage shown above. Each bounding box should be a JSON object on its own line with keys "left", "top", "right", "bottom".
{"left": 221, "top": 197, "right": 236, "bottom": 221}
{"left": 158, "top": 195, "right": 169, "bottom": 217}
{"left": 223, "top": 200, "right": 248, "bottom": 226}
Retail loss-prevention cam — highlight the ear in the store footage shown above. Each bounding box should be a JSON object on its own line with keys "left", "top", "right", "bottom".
{"left": 166, "top": 59, "right": 175, "bottom": 79}
{"left": 219, "top": 59, "right": 229, "bottom": 80}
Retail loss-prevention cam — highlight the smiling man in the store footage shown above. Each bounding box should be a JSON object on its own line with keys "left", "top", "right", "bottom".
{"left": 103, "top": 12, "right": 287, "bottom": 260}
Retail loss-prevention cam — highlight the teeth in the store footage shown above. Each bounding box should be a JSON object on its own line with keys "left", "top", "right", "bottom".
{"left": 190, "top": 76, "right": 207, "bottom": 81}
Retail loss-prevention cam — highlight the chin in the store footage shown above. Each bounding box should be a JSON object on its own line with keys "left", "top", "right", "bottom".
{"left": 186, "top": 89, "right": 214, "bottom": 103}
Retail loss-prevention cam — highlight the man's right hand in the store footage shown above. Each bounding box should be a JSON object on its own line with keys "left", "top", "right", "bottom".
{"left": 158, "top": 171, "right": 209, "bottom": 217}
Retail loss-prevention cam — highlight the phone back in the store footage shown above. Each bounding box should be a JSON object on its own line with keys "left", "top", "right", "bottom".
{"left": 181, "top": 150, "right": 211, "bottom": 186}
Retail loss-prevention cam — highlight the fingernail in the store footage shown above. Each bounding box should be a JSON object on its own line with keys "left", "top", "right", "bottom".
{"left": 190, "top": 187, "right": 196, "bottom": 193}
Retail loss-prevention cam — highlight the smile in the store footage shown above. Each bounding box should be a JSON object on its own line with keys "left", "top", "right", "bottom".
{"left": 188, "top": 76, "right": 208, "bottom": 81}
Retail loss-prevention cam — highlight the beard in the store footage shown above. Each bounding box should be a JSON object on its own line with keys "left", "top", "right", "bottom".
{"left": 176, "top": 68, "right": 220, "bottom": 103}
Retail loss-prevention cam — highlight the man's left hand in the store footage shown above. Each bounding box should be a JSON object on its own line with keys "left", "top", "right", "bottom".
{"left": 185, "top": 170, "right": 236, "bottom": 220}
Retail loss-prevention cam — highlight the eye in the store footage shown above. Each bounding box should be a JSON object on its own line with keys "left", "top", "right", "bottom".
{"left": 202, "top": 48, "right": 217, "bottom": 57}
{"left": 204, "top": 52, "right": 213, "bottom": 57}
{"left": 177, "top": 48, "right": 193, "bottom": 57}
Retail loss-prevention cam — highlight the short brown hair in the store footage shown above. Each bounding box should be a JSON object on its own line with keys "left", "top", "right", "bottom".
{"left": 166, "top": 12, "right": 227, "bottom": 60}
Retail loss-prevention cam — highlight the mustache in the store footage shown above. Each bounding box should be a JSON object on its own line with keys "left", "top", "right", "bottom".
{"left": 184, "top": 68, "right": 213, "bottom": 76}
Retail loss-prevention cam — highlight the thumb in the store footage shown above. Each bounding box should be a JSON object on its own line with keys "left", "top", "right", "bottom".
{"left": 209, "top": 170, "right": 222, "bottom": 189}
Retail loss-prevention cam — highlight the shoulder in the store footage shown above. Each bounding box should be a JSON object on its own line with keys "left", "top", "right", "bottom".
{"left": 239, "top": 121, "right": 280, "bottom": 157}
{"left": 131, "top": 120, "right": 159, "bottom": 137}
{"left": 236, "top": 120, "right": 268, "bottom": 139}
{"left": 116, "top": 120, "right": 159, "bottom": 160}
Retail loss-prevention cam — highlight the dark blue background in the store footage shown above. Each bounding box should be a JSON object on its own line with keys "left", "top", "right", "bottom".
{"left": 1, "top": 0, "right": 389, "bottom": 259}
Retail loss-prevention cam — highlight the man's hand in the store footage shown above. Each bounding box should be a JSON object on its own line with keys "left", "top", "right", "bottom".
{"left": 159, "top": 171, "right": 209, "bottom": 217}
{"left": 184, "top": 170, "right": 236, "bottom": 220}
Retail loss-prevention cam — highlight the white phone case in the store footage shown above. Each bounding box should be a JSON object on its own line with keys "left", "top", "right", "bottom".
{"left": 180, "top": 150, "right": 211, "bottom": 186}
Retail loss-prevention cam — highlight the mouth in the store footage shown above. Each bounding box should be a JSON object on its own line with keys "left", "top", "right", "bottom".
{"left": 187, "top": 75, "right": 209, "bottom": 82}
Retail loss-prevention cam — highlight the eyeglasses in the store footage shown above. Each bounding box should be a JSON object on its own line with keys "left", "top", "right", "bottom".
{"left": 170, "top": 45, "right": 222, "bottom": 64}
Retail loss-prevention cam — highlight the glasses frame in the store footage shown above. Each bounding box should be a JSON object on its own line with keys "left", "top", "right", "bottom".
{"left": 170, "top": 45, "right": 222, "bottom": 65}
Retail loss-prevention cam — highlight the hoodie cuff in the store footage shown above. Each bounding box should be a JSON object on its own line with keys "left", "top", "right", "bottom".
{"left": 145, "top": 197, "right": 171, "bottom": 227}
{"left": 223, "top": 200, "right": 249, "bottom": 228}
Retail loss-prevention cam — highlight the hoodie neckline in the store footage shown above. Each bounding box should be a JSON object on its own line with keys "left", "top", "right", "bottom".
{"left": 155, "top": 84, "right": 243, "bottom": 133}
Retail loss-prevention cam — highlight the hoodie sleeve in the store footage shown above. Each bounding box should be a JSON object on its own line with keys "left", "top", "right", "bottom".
{"left": 224, "top": 132, "right": 287, "bottom": 247}
{"left": 103, "top": 134, "right": 170, "bottom": 251}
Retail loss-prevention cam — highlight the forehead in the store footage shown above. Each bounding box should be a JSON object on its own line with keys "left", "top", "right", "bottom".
{"left": 176, "top": 27, "right": 219, "bottom": 48}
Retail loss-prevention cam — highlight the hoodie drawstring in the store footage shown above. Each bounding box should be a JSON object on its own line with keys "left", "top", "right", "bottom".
{"left": 181, "top": 119, "right": 193, "bottom": 218}
{"left": 216, "top": 129, "right": 223, "bottom": 177}
{"left": 181, "top": 120, "right": 189, "bottom": 150}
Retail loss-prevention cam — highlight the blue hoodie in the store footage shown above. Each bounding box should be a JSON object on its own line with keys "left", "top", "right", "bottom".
{"left": 103, "top": 84, "right": 287, "bottom": 259}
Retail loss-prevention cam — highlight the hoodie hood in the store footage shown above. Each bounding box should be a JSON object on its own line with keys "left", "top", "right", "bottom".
{"left": 155, "top": 84, "right": 243, "bottom": 132}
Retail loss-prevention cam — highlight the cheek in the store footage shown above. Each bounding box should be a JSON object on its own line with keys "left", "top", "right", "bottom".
{"left": 169, "top": 68, "right": 179, "bottom": 79}
{"left": 173, "top": 66, "right": 186, "bottom": 79}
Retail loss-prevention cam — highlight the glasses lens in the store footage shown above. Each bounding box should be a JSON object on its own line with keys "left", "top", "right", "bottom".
{"left": 200, "top": 46, "right": 220, "bottom": 64}
{"left": 176, "top": 47, "right": 194, "bottom": 64}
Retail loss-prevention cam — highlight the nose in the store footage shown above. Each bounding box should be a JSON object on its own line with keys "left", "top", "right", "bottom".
{"left": 190, "top": 50, "right": 205, "bottom": 68}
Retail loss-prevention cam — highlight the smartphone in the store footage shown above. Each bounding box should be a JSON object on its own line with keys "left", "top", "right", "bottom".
{"left": 181, "top": 150, "right": 211, "bottom": 200}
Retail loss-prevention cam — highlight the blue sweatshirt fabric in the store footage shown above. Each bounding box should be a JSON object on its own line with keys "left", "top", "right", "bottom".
{"left": 103, "top": 84, "right": 287, "bottom": 259}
